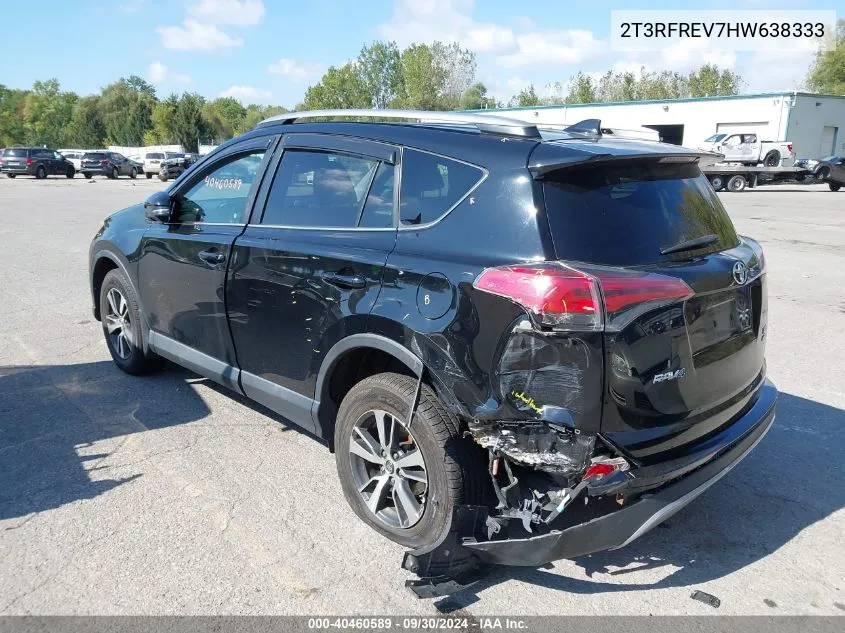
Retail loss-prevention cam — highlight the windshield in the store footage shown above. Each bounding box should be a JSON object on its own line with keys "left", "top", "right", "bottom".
{"left": 543, "top": 161, "right": 740, "bottom": 266}
{"left": 704, "top": 134, "right": 726, "bottom": 143}
{"left": 820, "top": 155, "right": 839, "bottom": 162}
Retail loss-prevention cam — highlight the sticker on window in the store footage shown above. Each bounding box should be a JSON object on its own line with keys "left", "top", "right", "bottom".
{"left": 204, "top": 175, "right": 243, "bottom": 191}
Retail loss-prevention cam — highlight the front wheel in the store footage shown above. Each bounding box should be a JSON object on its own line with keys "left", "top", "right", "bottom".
{"left": 129, "top": 167, "right": 137, "bottom": 179}
{"left": 334, "top": 372, "right": 486, "bottom": 548}
{"left": 158, "top": 172, "right": 168, "bottom": 182}
{"left": 99, "top": 269, "right": 163, "bottom": 375}
{"left": 709, "top": 175, "right": 724, "bottom": 191}
{"left": 6, "top": 174, "right": 16, "bottom": 179}
{"left": 830, "top": 183, "right": 841, "bottom": 192}
{"left": 66, "top": 167, "right": 75, "bottom": 179}
{"left": 146, "top": 172, "right": 153, "bottom": 179}
{"left": 110, "top": 167, "right": 119, "bottom": 179}
{"left": 83, "top": 173, "right": 92, "bottom": 179}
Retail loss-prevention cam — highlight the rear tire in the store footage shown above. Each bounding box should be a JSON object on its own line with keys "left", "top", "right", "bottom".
{"left": 83, "top": 173, "right": 92, "bottom": 179}
{"left": 830, "top": 183, "right": 841, "bottom": 192}
{"left": 334, "top": 372, "right": 487, "bottom": 548}
{"left": 727, "top": 174, "right": 747, "bottom": 192}
{"left": 763, "top": 151, "right": 780, "bottom": 167}
{"left": 99, "top": 269, "right": 163, "bottom": 375}
{"left": 35, "top": 166, "right": 46, "bottom": 180}
{"left": 146, "top": 172, "right": 153, "bottom": 179}
{"left": 6, "top": 174, "right": 15, "bottom": 179}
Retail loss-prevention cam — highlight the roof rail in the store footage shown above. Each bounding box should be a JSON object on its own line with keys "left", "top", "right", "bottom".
{"left": 560, "top": 118, "right": 660, "bottom": 142}
{"left": 258, "top": 109, "right": 542, "bottom": 139}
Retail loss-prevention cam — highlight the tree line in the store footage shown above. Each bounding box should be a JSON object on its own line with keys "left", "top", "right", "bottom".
{"left": 2, "top": 21, "right": 842, "bottom": 152}
{"left": 0, "top": 76, "right": 286, "bottom": 152}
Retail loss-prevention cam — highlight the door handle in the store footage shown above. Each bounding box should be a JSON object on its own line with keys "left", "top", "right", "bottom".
{"left": 198, "top": 249, "right": 226, "bottom": 265}
{"left": 321, "top": 271, "right": 367, "bottom": 289}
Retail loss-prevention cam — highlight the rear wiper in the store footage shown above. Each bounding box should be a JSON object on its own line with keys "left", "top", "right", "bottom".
{"left": 660, "top": 234, "right": 719, "bottom": 256}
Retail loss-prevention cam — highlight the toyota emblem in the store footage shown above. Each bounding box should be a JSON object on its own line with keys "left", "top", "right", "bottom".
{"left": 732, "top": 261, "right": 748, "bottom": 285}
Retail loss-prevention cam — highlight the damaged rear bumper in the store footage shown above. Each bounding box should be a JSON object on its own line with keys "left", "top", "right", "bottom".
{"left": 460, "top": 379, "right": 777, "bottom": 567}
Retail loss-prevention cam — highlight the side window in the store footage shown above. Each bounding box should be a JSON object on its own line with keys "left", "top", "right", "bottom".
{"left": 359, "top": 162, "right": 396, "bottom": 228}
{"left": 399, "top": 148, "right": 484, "bottom": 226}
{"left": 175, "top": 150, "right": 266, "bottom": 224}
{"left": 262, "top": 149, "right": 385, "bottom": 228}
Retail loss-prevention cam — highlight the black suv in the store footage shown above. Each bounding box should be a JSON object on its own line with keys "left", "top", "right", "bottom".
{"left": 81, "top": 151, "right": 140, "bottom": 179}
{"left": 1, "top": 147, "right": 76, "bottom": 179}
{"left": 88, "top": 111, "right": 776, "bottom": 571}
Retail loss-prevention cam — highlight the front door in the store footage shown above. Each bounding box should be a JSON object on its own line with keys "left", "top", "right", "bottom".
{"left": 226, "top": 134, "right": 398, "bottom": 428}
{"left": 138, "top": 136, "right": 278, "bottom": 388}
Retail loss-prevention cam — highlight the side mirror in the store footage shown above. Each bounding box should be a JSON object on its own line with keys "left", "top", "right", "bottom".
{"left": 144, "top": 191, "right": 172, "bottom": 222}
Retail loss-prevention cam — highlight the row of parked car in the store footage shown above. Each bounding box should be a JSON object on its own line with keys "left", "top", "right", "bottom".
{"left": 0, "top": 147, "right": 200, "bottom": 181}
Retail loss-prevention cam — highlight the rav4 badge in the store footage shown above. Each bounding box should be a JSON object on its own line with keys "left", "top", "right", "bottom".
{"left": 653, "top": 368, "right": 686, "bottom": 384}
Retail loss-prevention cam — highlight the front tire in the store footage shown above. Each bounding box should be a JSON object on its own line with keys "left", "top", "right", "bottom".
{"left": 66, "top": 167, "right": 75, "bottom": 179}
{"left": 110, "top": 166, "right": 119, "bottom": 179}
{"left": 6, "top": 174, "right": 16, "bottom": 179}
{"left": 146, "top": 172, "right": 153, "bottom": 179}
{"left": 99, "top": 269, "right": 163, "bottom": 375}
{"left": 83, "top": 172, "right": 92, "bottom": 179}
{"left": 709, "top": 175, "right": 724, "bottom": 191}
{"left": 830, "top": 183, "right": 841, "bottom": 192}
{"left": 159, "top": 172, "right": 168, "bottom": 182}
{"left": 334, "top": 372, "right": 486, "bottom": 548}
{"left": 129, "top": 167, "right": 137, "bottom": 179}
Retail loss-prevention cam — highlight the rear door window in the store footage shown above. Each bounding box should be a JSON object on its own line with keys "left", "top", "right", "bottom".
{"left": 399, "top": 149, "right": 484, "bottom": 226}
{"left": 262, "top": 149, "right": 391, "bottom": 228}
{"left": 543, "top": 161, "right": 739, "bottom": 266}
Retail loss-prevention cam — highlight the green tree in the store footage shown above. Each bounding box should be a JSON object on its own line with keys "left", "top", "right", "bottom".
{"left": 509, "top": 84, "right": 541, "bottom": 107}
{"left": 67, "top": 96, "right": 106, "bottom": 148}
{"left": 687, "top": 64, "right": 742, "bottom": 97}
{"left": 22, "top": 79, "right": 78, "bottom": 148}
{"left": 805, "top": 18, "right": 845, "bottom": 95}
{"left": 358, "top": 41, "right": 403, "bottom": 108}
{"left": 565, "top": 72, "right": 598, "bottom": 104}
{"left": 395, "top": 43, "right": 448, "bottom": 109}
{"left": 149, "top": 94, "right": 179, "bottom": 144}
{"left": 459, "top": 82, "right": 497, "bottom": 110}
{"left": 100, "top": 76, "right": 157, "bottom": 146}
{"left": 0, "top": 84, "right": 31, "bottom": 146}
{"left": 202, "top": 96, "right": 247, "bottom": 141}
{"left": 301, "top": 63, "right": 371, "bottom": 110}
{"left": 172, "top": 93, "right": 210, "bottom": 153}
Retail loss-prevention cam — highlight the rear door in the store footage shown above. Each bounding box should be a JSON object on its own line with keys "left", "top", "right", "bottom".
{"left": 226, "top": 133, "right": 397, "bottom": 427}
{"left": 137, "top": 136, "right": 278, "bottom": 387}
{"left": 541, "top": 158, "right": 768, "bottom": 462}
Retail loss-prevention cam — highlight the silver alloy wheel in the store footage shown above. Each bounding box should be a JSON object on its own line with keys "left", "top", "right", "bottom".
{"left": 105, "top": 288, "right": 133, "bottom": 359}
{"left": 348, "top": 409, "right": 428, "bottom": 529}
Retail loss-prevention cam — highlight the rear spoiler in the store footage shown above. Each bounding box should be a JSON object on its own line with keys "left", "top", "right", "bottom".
{"left": 530, "top": 149, "right": 708, "bottom": 178}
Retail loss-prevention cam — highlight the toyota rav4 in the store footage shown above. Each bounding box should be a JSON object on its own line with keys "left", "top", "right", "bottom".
{"left": 88, "top": 110, "right": 776, "bottom": 575}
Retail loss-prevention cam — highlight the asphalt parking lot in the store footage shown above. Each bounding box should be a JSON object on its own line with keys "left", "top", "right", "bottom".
{"left": 0, "top": 175, "right": 843, "bottom": 616}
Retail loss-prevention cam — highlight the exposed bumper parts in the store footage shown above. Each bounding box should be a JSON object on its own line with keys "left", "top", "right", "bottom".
{"left": 403, "top": 379, "right": 776, "bottom": 592}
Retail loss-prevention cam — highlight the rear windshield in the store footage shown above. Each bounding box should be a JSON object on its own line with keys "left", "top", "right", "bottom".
{"left": 147, "top": 153, "right": 164, "bottom": 159}
{"left": 84, "top": 152, "right": 107, "bottom": 160}
{"left": 6, "top": 149, "right": 28, "bottom": 157}
{"left": 543, "top": 161, "right": 739, "bottom": 266}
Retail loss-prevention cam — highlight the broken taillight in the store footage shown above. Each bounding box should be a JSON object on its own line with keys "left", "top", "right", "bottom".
{"left": 583, "top": 456, "right": 630, "bottom": 480}
{"left": 473, "top": 262, "right": 693, "bottom": 332}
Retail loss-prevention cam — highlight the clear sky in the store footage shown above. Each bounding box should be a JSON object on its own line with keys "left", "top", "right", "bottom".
{"left": 1, "top": 0, "right": 837, "bottom": 107}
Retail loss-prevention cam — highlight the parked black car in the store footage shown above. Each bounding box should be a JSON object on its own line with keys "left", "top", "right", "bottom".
{"left": 89, "top": 111, "right": 776, "bottom": 572}
{"left": 1, "top": 147, "right": 76, "bottom": 179}
{"left": 795, "top": 155, "right": 844, "bottom": 191}
{"left": 81, "top": 151, "right": 140, "bottom": 179}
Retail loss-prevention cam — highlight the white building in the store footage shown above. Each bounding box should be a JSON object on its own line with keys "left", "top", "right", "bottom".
{"left": 491, "top": 92, "right": 845, "bottom": 159}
